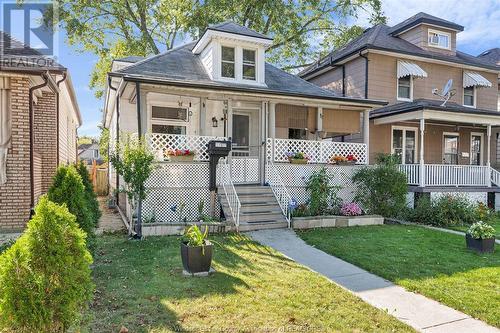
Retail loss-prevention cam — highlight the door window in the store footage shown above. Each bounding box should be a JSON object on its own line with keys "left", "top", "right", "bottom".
{"left": 232, "top": 114, "right": 250, "bottom": 149}
{"left": 443, "top": 135, "right": 459, "bottom": 164}
{"left": 471, "top": 134, "right": 482, "bottom": 165}
{"left": 392, "top": 128, "right": 417, "bottom": 163}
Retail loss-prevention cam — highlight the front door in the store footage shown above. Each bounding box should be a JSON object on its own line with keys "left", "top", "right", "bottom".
{"left": 231, "top": 110, "right": 260, "bottom": 183}
{"left": 470, "top": 133, "right": 483, "bottom": 165}
{"left": 443, "top": 134, "right": 459, "bottom": 165}
{"left": 392, "top": 127, "right": 417, "bottom": 164}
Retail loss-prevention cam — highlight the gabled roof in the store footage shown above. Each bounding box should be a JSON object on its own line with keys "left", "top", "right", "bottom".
{"left": 207, "top": 21, "right": 273, "bottom": 40}
{"left": 114, "top": 56, "right": 145, "bottom": 63}
{"left": 478, "top": 48, "right": 500, "bottom": 65}
{"left": 299, "top": 20, "right": 500, "bottom": 79}
{"left": 111, "top": 42, "right": 385, "bottom": 104}
{"left": 0, "top": 31, "right": 65, "bottom": 72}
{"left": 389, "top": 12, "right": 464, "bottom": 35}
{"left": 370, "top": 98, "right": 500, "bottom": 119}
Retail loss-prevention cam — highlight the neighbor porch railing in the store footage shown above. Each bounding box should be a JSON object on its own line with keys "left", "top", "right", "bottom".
{"left": 491, "top": 168, "right": 500, "bottom": 187}
{"left": 398, "top": 164, "right": 491, "bottom": 187}
{"left": 218, "top": 157, "right": 241, "bottom": 230}
{"left": 266, "top": 138, "right": 368, "bottom": 164}
{"left": 266, "top": 162, "right": 293, "bottom": 227}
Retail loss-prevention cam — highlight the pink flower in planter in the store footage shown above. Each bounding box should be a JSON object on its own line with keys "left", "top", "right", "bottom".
{"left": 340, "top": 202, "right": 362, "bottom": 216}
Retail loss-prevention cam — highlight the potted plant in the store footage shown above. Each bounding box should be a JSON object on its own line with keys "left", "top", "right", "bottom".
{"left": 286, "top": 152, "right": 310, "bottom": 164}
{"left": 181, "top": 225, "right": 213, "bottom": 274}
{"left": 330, "top": 154, "right": 357, "bottom": 165}
{"left": 165, "top": 148, "right": 196, "bottom": 162}
{"left": 466, "top": 221, "right": 496, "bottom": 253}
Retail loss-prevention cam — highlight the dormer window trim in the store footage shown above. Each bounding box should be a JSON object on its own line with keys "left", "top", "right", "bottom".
{"left": 221, "top": 45, "right": 236, "bottom": 79}
{"left": 218, "top": 43, "right": 261, "bottom": 84}
{"left": 427, "top": 29, "right": 451, "bottom": 50}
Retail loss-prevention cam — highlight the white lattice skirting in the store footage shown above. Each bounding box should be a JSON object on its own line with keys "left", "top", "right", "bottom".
{"left": 142, "top": 163, "right": 220, "bottom": 223}
{"left": 267, "top": 164, "right": 364, "bottom": 206}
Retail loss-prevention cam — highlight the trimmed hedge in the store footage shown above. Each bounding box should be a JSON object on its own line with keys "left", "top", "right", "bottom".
{"left": 76, "top": 161, "right": 101, "bottom": 225}
{"left": 0, "top": 196, "right": 93, "bottom": 332}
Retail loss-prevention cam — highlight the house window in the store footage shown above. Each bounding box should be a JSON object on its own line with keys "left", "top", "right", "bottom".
{"left": 428, "top": 30, "right": 450, "bottom": 49}
{"left": 151, "top": 106, "right": 188, "bottom": 121}
{"left": 151, "top": 124, "right": 186, "bottom": 135}
{"left": 288, "top": 128, "right": 307, "bottom": 140}
{"left": 151, "top": 105, "right": 188, "bottom": 135}
{"left": 463, "top": 86, "right": 475, "bottom": 107}
{"left": 397, "top": 75, "right": 412, "bottom": 100}
{"left": 392, "top": 127, "right": 417, "bottom": 164}
{"left": 93, "top": 149, "right": 99, "bottom": 159}
{"left": 221, "top": 46, "right": 235, "bottom": 78}
{"left": 242, "top": 49, "right": 256, "bottom": 80}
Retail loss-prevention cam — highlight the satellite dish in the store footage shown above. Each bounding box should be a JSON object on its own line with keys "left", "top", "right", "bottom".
{"left": 432, "top": 79, "right": 456, "bottom": 106}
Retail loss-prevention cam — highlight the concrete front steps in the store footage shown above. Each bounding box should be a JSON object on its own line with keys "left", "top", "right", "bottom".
{"left": 219, "top": 185, "right": 288, "bottom": 231}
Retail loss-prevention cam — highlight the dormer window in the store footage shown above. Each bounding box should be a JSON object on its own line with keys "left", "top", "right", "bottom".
{"left": 221, "top": 46, "right": 235, "bottom": 78}
{"left": 428, "top": 29, "right": 450, "bottom": 49}
{"left": 243, "top": 49, "right": 256, "bottom": 80}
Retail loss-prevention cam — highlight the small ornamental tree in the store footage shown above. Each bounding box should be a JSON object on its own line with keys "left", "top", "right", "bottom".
{"left": 110, "top": 135, "right": 155, "bottom": 238}
{"left": 48, "top": 165, "right": 96, "bottom": 250}
{"left": 76, "top": 161, "right": 101, "bottom": 225}
{"left": 352, "top": 153, "right": 408, "bottom": 218}
{"left": 0, "top": 196, "right": 93, "bottom": 332}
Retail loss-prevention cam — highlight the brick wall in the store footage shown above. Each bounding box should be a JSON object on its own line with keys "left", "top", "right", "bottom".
{"left": 33, "top": 91, "right": 57, "bottom": 192}
{"left": 0, "top": 76, "right": 31, "bottom": 230}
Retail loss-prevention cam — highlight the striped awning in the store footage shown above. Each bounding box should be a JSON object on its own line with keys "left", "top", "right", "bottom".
{"left": 463, "top": 71, "right": 492, "bottom": 88}
{"left": 397, "top": 60, "right": 428, "bottom": 79}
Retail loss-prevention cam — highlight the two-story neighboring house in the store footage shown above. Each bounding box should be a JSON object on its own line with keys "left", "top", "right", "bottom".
{"left": 301, "top": 12, "right": 500, "bottom": 206}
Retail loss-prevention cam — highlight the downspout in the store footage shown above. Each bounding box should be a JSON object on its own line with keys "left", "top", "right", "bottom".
{"left": 29, "top": 73, "right": 49, "bottom": 213}
{"left": 56, "top": 72, "right": 67, "bottom": 166}
{"left": 359, "top": 51, "right": 369, "bottom": 99}
{"left": 108, "top": 76, "right": 119, "bottom": 204}
{"left": 341, "top": 64, "right": 346, "bottom": 97}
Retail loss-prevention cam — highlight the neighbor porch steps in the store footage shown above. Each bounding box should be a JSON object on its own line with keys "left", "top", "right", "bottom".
{"left": 219, "top": 185, "right": 288, "bottom": 231}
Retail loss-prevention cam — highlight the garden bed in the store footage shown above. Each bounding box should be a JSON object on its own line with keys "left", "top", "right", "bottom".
{"left": 293, "top": 215, "right": 383, "bottom": 229}
{"left": 297, "top": 225, "right": 500, "bottom": 327}
{"left": 83, "top": 233, "right": 415, "bottom": 332}
{"left": 139, "top": 221, "right": 228, "bottom": 236}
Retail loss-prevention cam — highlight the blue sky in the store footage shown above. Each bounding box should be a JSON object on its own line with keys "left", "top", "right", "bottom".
{"left": 30, "top": 0, "right": 500, "bottom": 137}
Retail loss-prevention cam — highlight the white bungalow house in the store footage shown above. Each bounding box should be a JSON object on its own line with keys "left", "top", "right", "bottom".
{"left": 103, "top": 22, "right": 386, "bottom": 233}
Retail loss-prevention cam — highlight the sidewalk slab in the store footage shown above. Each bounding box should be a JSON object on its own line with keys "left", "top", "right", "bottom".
{"left": 248, "top": 229, "right": 499, "bottom": 333}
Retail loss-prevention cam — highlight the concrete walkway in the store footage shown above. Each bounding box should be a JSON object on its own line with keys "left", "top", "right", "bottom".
{"left": 96, "top": 197, "right": 126, "bottom": 235}
{"left": 248, "top": 229, "right": 499, "bottom": 333}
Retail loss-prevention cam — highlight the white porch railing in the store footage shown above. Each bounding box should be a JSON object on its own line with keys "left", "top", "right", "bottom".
{"left": 266, "top": 138, "right": 368, "bottom": 164}
{"left": 147, "top": 133, "right": 227, "bottom": 161}
{"left": 266, "top": 162, "right": 293, "bottom": 227}
{"left": 491, "top": 168, "right": 500, "bottom": 187}
{"left": 399, "top": 164, "right": 491, "bottom": 187}
{"left": 219, "top": 158, "right": 241, "bottom": 229}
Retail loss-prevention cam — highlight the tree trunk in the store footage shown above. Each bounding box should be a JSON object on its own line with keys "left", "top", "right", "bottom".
{"left": 136, "top": 196, "right": 143, "bottom": 238}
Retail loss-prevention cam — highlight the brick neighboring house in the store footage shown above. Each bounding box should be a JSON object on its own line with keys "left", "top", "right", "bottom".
{"left": 300, "top": 12, "right": 500, "bottom": 206}
{"left": 0, "top": 32, "right": 81, "bottom": 231}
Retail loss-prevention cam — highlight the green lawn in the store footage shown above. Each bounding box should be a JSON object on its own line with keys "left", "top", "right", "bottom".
{"left": 448, "top": 218, "right": 500, "bottom": 238}
{"left": 298, "top": 225, "right": 500, "bottom": 328}
{"left": 82, "top": 233, "right": 414, "bottom": 332}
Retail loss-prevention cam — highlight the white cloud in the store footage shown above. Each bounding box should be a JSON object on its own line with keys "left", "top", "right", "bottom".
{"left": 78, "top": 119, "right": 101, "bottom": 137}
{"left": 354, "top": 0, "right": 500, "bottom": 55}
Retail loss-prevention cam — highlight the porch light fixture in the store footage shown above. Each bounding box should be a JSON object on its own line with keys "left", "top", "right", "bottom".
{"left": 212, "top": 116, "right": 218, "bottom": 127}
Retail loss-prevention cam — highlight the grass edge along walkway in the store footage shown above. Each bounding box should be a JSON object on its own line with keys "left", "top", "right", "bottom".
{"left": 297, "top": 225, "right": 500, "bottom": 329}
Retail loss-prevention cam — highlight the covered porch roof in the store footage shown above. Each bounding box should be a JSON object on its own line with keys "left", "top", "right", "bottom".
{"left": 371, "top": 99, "right": 500, "bottom": 126}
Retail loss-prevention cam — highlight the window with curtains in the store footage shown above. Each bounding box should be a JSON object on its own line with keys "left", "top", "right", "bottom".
{"left": 428, "top": 29, "right": 451, "bottom": 49}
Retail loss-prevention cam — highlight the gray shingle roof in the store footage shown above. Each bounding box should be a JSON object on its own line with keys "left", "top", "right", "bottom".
{"left": 115, "top": 56, "right": 145, "bottom": 63}
{"left": 0, "top": 31, "right": 65, "bottom": 71}
{"left": 478, "top": 48, "right": 500, "bottom": 65}
{"left": 207, "top": 22, "right": 273, "bottom": 40}
{"left": 389, "top": 12, "right": 464, "bottom": 35}
{"left": 299, "top": 15, "right": 499, "bottom": 78}
{"left": 370, "top": 98, "right": 500, "bottom": 119}
{"left": 112, "top": 42, "right": 384, "bottom": 103}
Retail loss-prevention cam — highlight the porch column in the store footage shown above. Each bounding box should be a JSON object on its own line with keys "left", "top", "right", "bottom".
{"left": 316, "top": 106, "right": 323, "bottom": 140}
{"left": 419, "top": 118, "right": 425, "bottom": 187}
{"left": 487, "top": 124, "right": 492, "bottom": 187}
{"left": 226, "top": 99, "right": 233, "bottom": 163}
{"left": 363, "top": 110, "right": 370, "bottom": 164}
{"left": 199, "top": 97, "right": 207, "bottom": 136}
{"left": 269, "top": 101, "right": 276, "bottom": 139}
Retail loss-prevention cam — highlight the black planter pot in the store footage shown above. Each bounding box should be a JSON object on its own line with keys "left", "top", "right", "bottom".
{"left": 466, "top": 233, "right": 495, "bottom": 253}
{"left": 180, "top": 241, "right": 213, "bottom": 273}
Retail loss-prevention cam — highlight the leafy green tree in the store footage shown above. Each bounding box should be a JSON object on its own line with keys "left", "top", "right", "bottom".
{"left": 98, "top": 125, "right": 109, "bottom": 162}
{"left": 48, "top": 165, "right": 96, "bottom": 250}
{"left": 0, "top": 196, "right": 93, "bottom": 332}
{"left": 42, "top": 0, "right": 385, "bottom": 97}
{"left": 352, "top": 154, "right": 408, "bottom": 218}
{"left": 110, "top": 135, "right": 155, "bottom": 238}
{"left": 76, "top": 161, "right": 102, "bottom": 225}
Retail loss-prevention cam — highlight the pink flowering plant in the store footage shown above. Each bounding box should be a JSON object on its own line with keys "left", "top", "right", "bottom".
{"left": 286, "top": 152, "right": 311, "bottom": 160}
{"left": 340, "top": 202, "right": 363, "bottom": 216}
